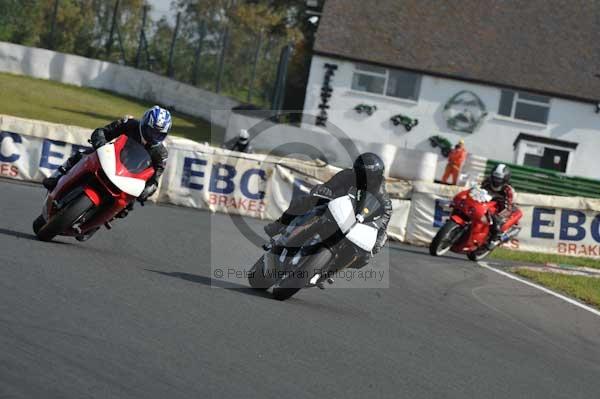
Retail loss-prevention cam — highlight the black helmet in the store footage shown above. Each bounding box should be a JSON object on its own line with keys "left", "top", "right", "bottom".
{"left": 490, "top": 163, "right": 511, "bottom": 191}
{"left": 353, "top": 152, "right": 385, "bottom": 191}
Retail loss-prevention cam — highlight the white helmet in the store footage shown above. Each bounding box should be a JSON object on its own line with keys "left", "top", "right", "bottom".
{"left": 490, "top": 163, "right": 511, "bottom": 191}
{"left": 239, "top": 129, "right": 250, "bottom": 144}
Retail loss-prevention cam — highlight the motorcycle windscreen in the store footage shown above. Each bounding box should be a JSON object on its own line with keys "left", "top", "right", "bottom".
{"left": 97, "top": 141, "right": 147, "bottom": 197}
{"left": 119, "top": 138, "right": 152, "bottom": 174}
{"left": 327, "top": 195, "right": 356, "bottom": 233}
{"left": 345, "top": 223, "right": 378, "bottom": 252}
{"left": 357, "top": 190, "right": 382, "bottom": 222}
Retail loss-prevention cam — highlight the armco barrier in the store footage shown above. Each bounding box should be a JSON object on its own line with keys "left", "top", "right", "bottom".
{"left": 0, "top": 42, "right": 239, "bottom": 127}
{"left": 2, "top": 115, "right": 600, "bottom": 258}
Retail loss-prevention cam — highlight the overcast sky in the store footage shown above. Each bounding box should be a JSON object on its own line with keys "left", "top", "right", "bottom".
{"left": 147, "top": 0, "right": 175, "bottom": 22}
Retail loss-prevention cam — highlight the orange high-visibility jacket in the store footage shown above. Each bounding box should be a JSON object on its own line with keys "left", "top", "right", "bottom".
{"left": 448, "top": 147, "right": 467, "bottom": 167}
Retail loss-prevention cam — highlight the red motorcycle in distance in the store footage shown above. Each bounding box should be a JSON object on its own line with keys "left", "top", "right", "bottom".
{"left": 33, "top": 135, "right": 155, "bottom": 242}
{"left": 429, "top": 186, "right": 522, "bottom": 261}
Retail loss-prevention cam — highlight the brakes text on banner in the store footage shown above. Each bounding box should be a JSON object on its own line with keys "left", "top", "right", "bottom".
{"left": 525, "top": 207, "right": 600, "bottom": 257}
{"left": 158, "top": 149, "right": 272, "bottom": 218}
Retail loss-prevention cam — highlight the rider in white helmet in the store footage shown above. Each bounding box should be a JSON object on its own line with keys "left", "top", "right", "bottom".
{"left": 481, "top": 163, "right": 522, "bottom": 248}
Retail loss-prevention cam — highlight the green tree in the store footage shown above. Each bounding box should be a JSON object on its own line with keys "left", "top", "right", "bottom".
{"left": 0, "top": 0, "right": 45, "bottom": 46}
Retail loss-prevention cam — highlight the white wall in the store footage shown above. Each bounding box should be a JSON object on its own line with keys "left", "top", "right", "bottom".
{"left": 225, "top": 112, "right": 438, "bottom": 181}
{"left": 303, "top": 55, "right": 600, "bottom": 179}
{"left": 0, "top": 41, "right": 239, "bottom": 127}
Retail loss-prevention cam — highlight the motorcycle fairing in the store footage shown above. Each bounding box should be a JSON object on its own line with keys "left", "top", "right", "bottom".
{"left": 327, "top": 196, "right": 356, "bottom": 234}
{"left": 451, "top": 214, "right": 467, "bottom": 225}
{"left": 345, "top": 223, "right": 378, "bottom": 252}
{"left": 97, "top": 139, "right": 148, "bottom": 197}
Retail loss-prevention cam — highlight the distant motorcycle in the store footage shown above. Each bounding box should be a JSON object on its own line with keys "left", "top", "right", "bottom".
{"left": 249, "top": 192, "right": 381, "bottom": 301}
{"left": 429, "top": 186, "right": 521, "bottom": 261}
{"left": 33, "top": 135, "right": 154, "bottom": 242}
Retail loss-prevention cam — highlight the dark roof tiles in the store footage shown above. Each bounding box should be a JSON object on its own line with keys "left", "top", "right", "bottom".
{"left": 315, "top": 0, "right": 600, "bottom": 102}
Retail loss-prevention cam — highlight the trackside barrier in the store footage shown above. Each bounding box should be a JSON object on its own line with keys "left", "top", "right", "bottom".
{"left": 2, "top": 115, "right": 600, "bottom": 258}
{"left": 484, "top": 160, "right": 600, "bottom": 198}
{"left": 0, "top": 42, "right": 239, "bottom": 127}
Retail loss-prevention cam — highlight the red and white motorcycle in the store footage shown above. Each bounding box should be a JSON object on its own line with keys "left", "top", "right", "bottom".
{"left": 33, "top": 135, "right": 155, "bottom": 242}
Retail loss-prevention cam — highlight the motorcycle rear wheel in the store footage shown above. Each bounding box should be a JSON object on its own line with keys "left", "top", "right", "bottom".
{"left": 430, "top": 220, "right": 463, "bottom": 256}
{"left": 36, "top": 195, "right": 94, "bottom": 242}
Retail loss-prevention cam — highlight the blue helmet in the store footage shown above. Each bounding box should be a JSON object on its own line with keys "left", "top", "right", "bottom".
{"left": 140, "top": 106, "right": 172, "bottom": 144}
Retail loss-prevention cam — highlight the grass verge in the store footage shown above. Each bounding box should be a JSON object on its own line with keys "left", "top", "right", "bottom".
{"left": 513, "top": 269, "right": 600, "bottom": 309}
{"left": 0, "top": 72, "right": 214, "bottom": 143}
{"left": 491, "top": 247, "right": 600, "bottom": 269}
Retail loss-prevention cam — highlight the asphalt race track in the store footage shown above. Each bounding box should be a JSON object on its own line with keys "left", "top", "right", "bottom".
{"left": 1, "top": 178, "right": 599, "bottom": 399}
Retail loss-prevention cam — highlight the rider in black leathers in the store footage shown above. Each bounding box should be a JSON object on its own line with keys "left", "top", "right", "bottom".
{"left": 264, "top": 152, "right": 393, "bottom": 268}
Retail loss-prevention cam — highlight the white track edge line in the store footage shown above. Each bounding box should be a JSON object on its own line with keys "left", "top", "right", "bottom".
{"left": 478, "top": 261, "right": 600, "bottom": 318}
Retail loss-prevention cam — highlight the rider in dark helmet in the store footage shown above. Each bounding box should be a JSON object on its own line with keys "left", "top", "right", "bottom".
{"left": 42, "top": 106, "right": 171, "bottom": 210}
{"left": 264, "top": 152, "right": 393, "bottom": 261}
{"left": 481, "top": 163, "right": 522, "bottom": 248}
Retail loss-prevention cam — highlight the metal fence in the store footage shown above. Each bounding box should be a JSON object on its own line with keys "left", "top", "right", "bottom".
{"left": 1, "top": 0, "right": 295, "bottom": 110}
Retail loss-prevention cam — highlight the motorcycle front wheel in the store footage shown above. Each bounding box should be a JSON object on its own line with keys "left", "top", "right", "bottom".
{"left": 430, "top": 220, "right": 464, "bottom": 256}
{"left": 272, "top": 247, "right": 333, "bottom": 301}
{"left": 35, "top": 195, "right": 94, "bottom": 242}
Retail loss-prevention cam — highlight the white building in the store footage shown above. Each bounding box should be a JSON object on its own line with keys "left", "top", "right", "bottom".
{"left": 302, "top": 0, "right": 600, "bottom": 180}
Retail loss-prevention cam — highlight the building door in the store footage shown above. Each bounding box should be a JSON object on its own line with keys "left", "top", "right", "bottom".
{"left": 540, "top": 148, "right": 569, "bottom": 172}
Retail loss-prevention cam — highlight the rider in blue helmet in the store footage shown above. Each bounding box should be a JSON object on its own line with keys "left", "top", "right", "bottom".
{"left": 43, "top": 106, "right": 172, "bottom": 210}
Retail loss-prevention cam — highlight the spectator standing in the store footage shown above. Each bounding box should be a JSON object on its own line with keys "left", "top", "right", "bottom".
{"left": 441, "top": 139, "right": 467, "bottom": 185}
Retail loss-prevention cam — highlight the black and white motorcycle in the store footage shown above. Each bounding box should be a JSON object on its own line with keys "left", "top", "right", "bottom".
{"left": 249, "top": 192, "right": 381, "bottom": 301}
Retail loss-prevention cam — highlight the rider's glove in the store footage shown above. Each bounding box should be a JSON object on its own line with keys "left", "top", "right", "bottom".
{"left": 372, "top": 232, "right": 388, "bottom": 255}
{"left": 90, "top": 130, "right": 107, "bottom": 149}
{"left": 310, "top": 184, "right": 333, "bottom": 199}
{"left": 372, "top": 244, "right": 382, "bottom": 255}
{"left": 138, "top": 183, "right": 157, "bottom": 202}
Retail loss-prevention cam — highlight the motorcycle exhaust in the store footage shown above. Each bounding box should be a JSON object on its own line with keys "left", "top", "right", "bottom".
{"left": 501, "top": 226, "right": 521, "bottom": 242}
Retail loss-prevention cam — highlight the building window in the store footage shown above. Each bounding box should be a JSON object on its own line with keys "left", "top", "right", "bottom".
{"left": 351, "top": 63, "right": 421, "bottom": 100}
{"left": 513, "top": 133, "right": 577, "bottom": 173}
{"left": 498, "top": 90, "right": 550, "bottom": 124}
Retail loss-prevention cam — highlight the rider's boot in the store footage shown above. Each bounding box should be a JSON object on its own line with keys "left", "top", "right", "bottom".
{"left": 115, "top": 202, "right": 135, "bottom": 219}
{"left": 485, "top": 215, "right": 503, "bottom": 250}
{"left": 42, "top": 165, "right": 68, "bottom": 190}
{"left": 316, "top": 277, "right": 334, "bottom": 289}
{"left": 42, "top": 152, "right": 83, "bottom": 190}
{"left": 75, "top": 227, "right": 100, "bottom": 242}
{"left": 264, "top": 219, "right": 286, "bottom": 237}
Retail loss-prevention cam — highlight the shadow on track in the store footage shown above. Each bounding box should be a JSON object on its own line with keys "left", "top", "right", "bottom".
{"left": 145, "top": 270, "right": 272, "bottom": 299}
{"left": 389, "top": 244, "right": 470, "bottom": 264}
{"left": 0, "top": 227, "right": 41, "bottom": 241}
